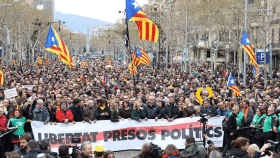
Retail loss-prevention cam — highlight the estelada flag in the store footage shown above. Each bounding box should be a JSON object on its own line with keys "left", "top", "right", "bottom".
{"left": 129, "top": 62, "right": 137, "bottom": 74}
{"left": 36, "top": 56, "right": 43, "bottom": 64}
{"left": 103, "top": 72, "right": 108, "bottom": 86}
{"left": 241, "top": 31, "right": 259, "bottom": 74}
{"left": 227, "top": 73, "right": 242, "bottom": 97}
{"left": 0, "top": 69, "right": 4, "bottom": 86}
{"left": 45, "top": 25, "right": 74, "bottom": 68}
{"left": 126, "top": 0, "right": 159, "bottom": 42}
{"left": 133, "top": 46, "right": 150, "bottom": 66}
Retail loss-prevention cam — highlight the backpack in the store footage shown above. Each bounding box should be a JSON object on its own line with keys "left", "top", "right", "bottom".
{"left": 222, "top": 117, "right": 229, "bottom": 131}
{"left": 181, "top": 145, "right": 199, "bottom": 158}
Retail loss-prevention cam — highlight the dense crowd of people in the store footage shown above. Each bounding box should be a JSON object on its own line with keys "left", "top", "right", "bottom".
{"left": 0, "top": 58, "right": 280, "bottom": 158}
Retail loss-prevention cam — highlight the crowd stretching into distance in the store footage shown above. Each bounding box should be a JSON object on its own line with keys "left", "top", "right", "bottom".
{"left": 0, "top": 59, "right": 279, "bottom": 158}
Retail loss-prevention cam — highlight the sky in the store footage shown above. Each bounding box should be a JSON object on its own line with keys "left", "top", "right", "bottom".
{"left": 55, "top": 0, "right": 149, "bottom": 23}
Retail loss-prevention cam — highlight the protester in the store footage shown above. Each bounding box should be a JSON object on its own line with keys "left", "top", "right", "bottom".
{"left": 55, "top": 101, "right": 74, "bottom": 124}
{"left": 25, "top": 139, "right": 40, "bottom": 158}
{"left": 69, "top": 98, "right": 83, "bottom": 123}
{"left": 103, "top": 150, "right": 115, "bottom": 158}
{"left": 200, "top": 98, "right": 217, "bottom": 118}
{"left": 143, "top": 96, "right": 162, "bottom": 121}
{"left": 250, "top": 107, "right": 266, "bottom": 148}
{"left": 38, "top": 139, "right": 57, "bottom": 158}
{"left": 0, "top": 107, "right": 8, "bottom": 157}
{"left": 96, "top": 98, "right": 110, "bottom": 120}
{"left": 162, "top": 144, "right": 181, "bottom": 158}
{"left": 119, "top": 101, "right": 132, "bottom": 120}
{"left": 33, "top": 99, "right": 50, "bottom": 125}
{"left": 226, "top": 137, "right": 250, "bottom": 158}
{"left": 180, "top": 135, "right": 208, "bottom": 158}
{"left": 162, "top": 95, "right": 179, "bottom": 122}
{"left": 131, "top": 101, "right": 146, "bottom": 122}
{"left": 82, "top": 100, "right": 96, "bottom": 124}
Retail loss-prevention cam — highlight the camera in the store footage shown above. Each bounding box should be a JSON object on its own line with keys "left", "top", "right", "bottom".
{"left": 265, "top": 140, "right": 280, "bottom": 154}
{"left": 150, "top": 142, "right": 163, "bottom": 158}
{"left": 199, "top": 113, "right": 208, "bottom": 124}
{"left": 69, "top": 138, "right": 82, "bottom": 158}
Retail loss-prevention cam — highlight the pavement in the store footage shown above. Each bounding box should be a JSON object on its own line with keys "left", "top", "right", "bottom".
{"left": 114, "top": 150, "right": 141, "bottom": 158}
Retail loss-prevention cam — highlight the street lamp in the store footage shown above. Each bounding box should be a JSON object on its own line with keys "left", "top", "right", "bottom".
{"left": 58, "top": 20, "right": 65, "bottom": 34}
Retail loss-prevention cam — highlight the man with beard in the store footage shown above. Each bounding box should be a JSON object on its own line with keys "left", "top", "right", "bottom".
{"left": 16, "top": 133, "right": 32, "bottom": 156}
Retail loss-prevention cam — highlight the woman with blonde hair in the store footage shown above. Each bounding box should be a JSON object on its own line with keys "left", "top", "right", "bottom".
{"left": 131, "top": 101, "right": 146, "bottom": 122}
{"left": 162, "top": 144, "right": 180, "bottom": 158}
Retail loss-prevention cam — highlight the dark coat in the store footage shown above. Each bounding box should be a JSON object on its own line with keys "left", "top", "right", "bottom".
{"left": 82, "top": 106, "right": 96, "bottom": 122}
{"left": 162, "top": 102, "right": 179, "bottom": 119}
{"left": 224, "top": 113, "right": 237, "bottom": 144}
{"left": 143, "top": 103, "right": 162, "bottom": 119}
{"left": 119, "top": 107, "right": 132, "bottom": 119}
{"left": 110, "top": 110, "right": 119, "bottom": 122}
{"left": 200, "top": 105, "right": 217, "bottom": 117}
{"left": 69, "top": 105, "right": 83, "bottom": 122}
{"left": 47, "top": 106, "right": 57, "bottom": 122}
{"left": 226, "top": 148, "right": 251, "bottom": 158}
{"left": 96, "top": 107, "right": 110, "bottom": 120}
{"left": 241, "top": 107, "right": 254, "bottom": 128}
{"left": 24, "top": 149, "right": 40, "bottom": 158}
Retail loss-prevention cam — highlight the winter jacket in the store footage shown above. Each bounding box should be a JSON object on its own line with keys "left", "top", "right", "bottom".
{"left": 119, "top": 107, "right": 132, "bottom": 119}
{"left": 200, "top": 105, "right": 217, "bottom": 117}
{"left": 24, "top": 149, "right": 40, "bottom": 158}
{"left": 15, "top": 148, "right": 28, "bottom": 156}
{"left": 0, "top": 115, "right": 7, "bottom": 132}
{"left": 96, "top": 107, "right": 110, "bottom": 120}
{"left": 143, "top": 103, "right": 162, "bottom": 119}
{"left": 131, "top": 108, "right": 146, "bottom": 121}
{"left": 217, "top": 108, "right": 231, "bottom": 117}
{"left": 226, "top": 148, "right": 251, "bottom": 158}
{"left": 110, "top": 111, "right": 119, "bottom": 122}
{"left": 224, "top": 113, "right": 237, "bottom": 144}
{"left": 69, "top": 105, "right": 83, "bottom": 122}
{"left": 241, "top": 107, "right": 254, "bottom": 128}
{"left": 180, "top": 143, "right": 208, "bottom": 158}
{"left": 7, "top": 104, "right": 15, "bottom": 118}
{"left": 47, "top": 106, "right": 57, "bottom": 122}
{"left": 179, "top": 105, "right": 194, "bottom": 118}
{"left": 37, "top": 149, "right": 57, "bottom": 158}
{"left": 33, "top": 106, "right": 50, "bottom": 122}
{"left": 55, "top": 109, "right": 74, "bottom": 123}
{"left": 82, "top": 106, "right": 96, "bottom": 122}
{"left": 162, "top": 102, "right": 179, "bottom": 119}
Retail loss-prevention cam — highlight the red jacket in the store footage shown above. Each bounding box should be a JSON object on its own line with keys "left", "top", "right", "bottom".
{"left": 56, "top": 109, "right": 74, "bottom": 123}
{"left": 0, "top": 115, "right": 7, "bottom": 131}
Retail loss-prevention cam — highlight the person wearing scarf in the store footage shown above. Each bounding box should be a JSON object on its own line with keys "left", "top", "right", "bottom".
{"left": 239, "top": 101, "right": 254, "bottom": 141}
{"left": 96, "top": 98, "right": 110, "bottom": 120}
{"left": 162, "top": 144, "right": 181, "bottom": 158}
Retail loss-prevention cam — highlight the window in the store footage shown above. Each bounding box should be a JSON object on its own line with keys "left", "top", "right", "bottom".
{"left": 207, "top": 50, "right": 211, "bottom": 58}
{"left": 218, "top": 49, "right": 225, "bottom": 58}
{"left": 201, "top": 33, "right": 209, "bottom": 41}
{"left": 248, "top": 0, "right": 254, "bottom": 4}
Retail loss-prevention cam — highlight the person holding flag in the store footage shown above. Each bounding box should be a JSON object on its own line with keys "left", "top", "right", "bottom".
{"left": 227, "top": 73, "right": 242, "bottom": 97}
{"left": 241, "top": 30, "right": 259, "bottom": 74}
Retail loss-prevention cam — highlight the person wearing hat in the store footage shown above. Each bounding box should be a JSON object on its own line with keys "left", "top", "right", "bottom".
{"left": 93, "top": 142, "right": 105, "bottom": 158}
{"left": 69, "top": 98, "right": 83, "bottom": 123}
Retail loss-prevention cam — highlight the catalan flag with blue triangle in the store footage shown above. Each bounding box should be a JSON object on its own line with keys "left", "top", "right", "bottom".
{"left": 126, "top": 0, "right": 159, "bottom": 42}
{"left": 241, "top": 31, "right": 259, "bottom": 74}
{"left": 227, "top": 73, "right": 242, "bottom": 97}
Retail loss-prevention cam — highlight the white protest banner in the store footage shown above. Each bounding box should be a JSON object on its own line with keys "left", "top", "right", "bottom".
{"left": 22, "top": 85, "right": 35, "bottom": 89}
{"left": 4, "top": 88, "right": 18, "bottom": 98}
{"left": 31, "top": 117, "right": 223, "bottom": 152}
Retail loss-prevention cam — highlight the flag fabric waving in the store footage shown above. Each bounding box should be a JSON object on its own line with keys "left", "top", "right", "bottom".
{"left": 105, "top": 53, "right": 110, "bottom": 62}
{"left": 103, "top": 73, "right": 108, "bottom": 86}
{"left": 0, "top": 69, "right": 4, "bottom": 86}
{"left": 241, "top": 31, "right": 259, "bottom": 74}
{"left": 227, "top": 73, "right": 242, "bottom": 97}
{"left": 252, "top": 67, "right": 257, "bottom": 74}
{"left": 133, "top": 46, "right": 151, "bottom": 66}
{"left": 36, "top": 56, "right": 43, "bottom": 64}
{"left": 126, "top": 0, "right": 159, "bottom": 42}
{"left": 129, "top": 62, "right": 137, "bottom": 74}
{"left": 46, "top": 59, "right": 49, "bottom": 65}
{"left": 121, "top": 53, "right": 125, "bottom": 58}
{"left": 222, "top": 70, "right": 227, "bottom": 76}
{"left": 45, "top": 25, "right": 74, "bottom": 68}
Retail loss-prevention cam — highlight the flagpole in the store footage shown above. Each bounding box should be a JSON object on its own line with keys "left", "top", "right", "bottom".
{"left": 124, "top": 9, "right": 137, "bottom": 89}
{"left": 243, "top": 0, "right": 248, "bottom": 87}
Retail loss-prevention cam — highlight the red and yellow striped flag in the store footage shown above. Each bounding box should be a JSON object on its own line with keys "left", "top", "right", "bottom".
{"left": 37, "top": 56, "right": 43, "bottom": 64}
{"left": 46, "top": 59, "right": 49, "bottom": 65}
{"left": 12, "top": 60, "right": 15, "bottom": 65}
{"left": 126, "top": 0, "right": 159, "bottom": 42}
{"left": 129, "top": 62, "right": 137, "bottom": 74}
{"left": 0, "top": 69, "right": 4, "bottom": 86}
